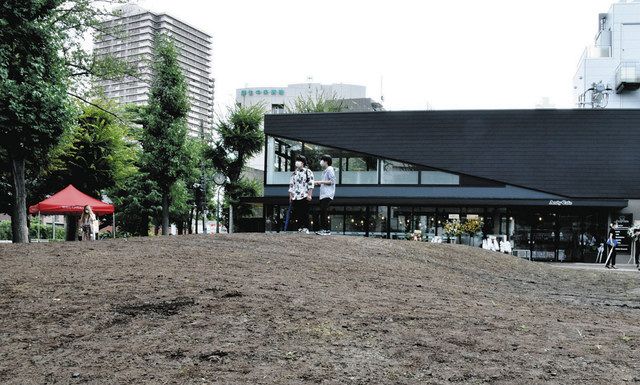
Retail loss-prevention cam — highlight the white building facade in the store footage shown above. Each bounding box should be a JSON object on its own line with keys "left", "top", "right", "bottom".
{"left": 236, "top": 83, "right": 382, "bottom": 113}
{"left": 94, "top": 4, "right": 215, "bottom": 136}
{"left": 574, "top": 0, "right": 640, "bottom": 108}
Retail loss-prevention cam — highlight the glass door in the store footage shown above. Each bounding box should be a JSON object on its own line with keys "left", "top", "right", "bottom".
{"left": 531, "top": 212, "right": 557, "bottom": 261}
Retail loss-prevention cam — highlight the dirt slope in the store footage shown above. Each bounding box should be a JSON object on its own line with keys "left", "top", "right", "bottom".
{"left": 1, "top": 234, "right": 640, "bottom": 384}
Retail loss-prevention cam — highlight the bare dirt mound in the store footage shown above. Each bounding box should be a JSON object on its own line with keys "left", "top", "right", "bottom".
{"left": 1, "top": 234, "right": 640, "bottom": 384}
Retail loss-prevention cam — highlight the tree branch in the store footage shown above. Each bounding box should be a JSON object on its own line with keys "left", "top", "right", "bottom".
{"left": 67, "top": 92, "right": 125, "bottom": 122}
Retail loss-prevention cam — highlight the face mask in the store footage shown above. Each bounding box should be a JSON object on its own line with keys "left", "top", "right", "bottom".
{"left": 320, "top": 160, "right": 327, "bottom": 168}
{"left": 84, "top": 209, "right": 89, "bottom": 213}
{"left": 295, "top": 161, "right": 303, "bottom": 169}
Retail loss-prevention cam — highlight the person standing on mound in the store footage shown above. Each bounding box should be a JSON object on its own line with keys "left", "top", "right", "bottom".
{"left": 288, "top": 154, "right": 314, "bottom": 234}
{"left": 79, "top": 205, "right": 96, "bottom": 241}
{"left": 314, "top": 154, "right": 336, "bottom": 236}
{"left": 605, "top": 222, "right": 618, "bottom": 269}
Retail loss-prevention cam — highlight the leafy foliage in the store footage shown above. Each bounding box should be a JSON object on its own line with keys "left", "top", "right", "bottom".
{"left": 443, "top": 220, "right": 463, "bottom": 238}
{"left": 45, "top": 100, "right": 138, "bottom": 198}
{"left": 207, "top": 105, "right": 265, "bottom": 231}
{"left": 0, "top": 219, "right": 66, "bottom": 241}
{"left": 110, "top": 170, "right": 161, "bottom": 237}
{"left": 140, "top": 34, "right": 190, "bottom": 234}
{"left": 286, "top": 90, "right": 348, "bottom": 113}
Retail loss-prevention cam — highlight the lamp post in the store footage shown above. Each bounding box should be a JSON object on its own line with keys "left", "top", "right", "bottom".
{"left": 192, "top": 183, "right": 201, "bottom": 234}
{"left": 213, "top": 172, "right": 227, "bottom": 233}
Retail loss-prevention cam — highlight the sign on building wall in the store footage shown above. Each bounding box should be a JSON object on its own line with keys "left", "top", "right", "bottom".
{"left": 240, "top": 89, "right": 285, "bottom": 97}
{"left": 614, "top": 213, "right": 633, "bottom": 253}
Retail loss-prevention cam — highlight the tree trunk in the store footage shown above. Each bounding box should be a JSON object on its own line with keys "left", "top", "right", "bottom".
{"left": 194, "top": 208, "right": 199, "bottom": 234}
{"left": 10, "top": 158, "right": 29, "bottom": 243}
{"left": 65, "top": 215, "right": 78, "bottom": 241}
{"left": 188, "top": 206, "right": 194, "bottom": 234}
{"left": 162, "top": 192, "right": 170, "bottom": 235}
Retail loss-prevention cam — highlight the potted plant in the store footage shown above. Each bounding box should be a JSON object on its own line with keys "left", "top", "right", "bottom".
{"left": 443, "top": 220, "right": 463, "bottom": 244}
{"left": 462, "top": 218, "right": 483, "bottom": 246}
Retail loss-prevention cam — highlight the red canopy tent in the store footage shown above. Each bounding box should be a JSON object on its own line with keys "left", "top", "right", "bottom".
{"left": 29, "top": 184, "right": 114, "bottom": 215}
{"left": 29, "top": 185, "right": 115, "bottom": 240}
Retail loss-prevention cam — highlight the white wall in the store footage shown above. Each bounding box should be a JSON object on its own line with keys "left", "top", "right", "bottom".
{"left": 574, "top": 1, "right": 640, "bottom": 108}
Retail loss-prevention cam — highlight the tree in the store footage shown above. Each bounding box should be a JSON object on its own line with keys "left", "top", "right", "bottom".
{"left": 207, "top": 105, "right": 265, "bottom": 231}
{"left": 0, "top": 0, "right": 74, "bottom": 242}
{"left": 47, "top": 100, "right": 138, "bottom": 197}
{"left": 141, "top": 34, "right": 190, "bottom": 235}
{"left": 286, "top": 90, "right": 347, "bottom": 113}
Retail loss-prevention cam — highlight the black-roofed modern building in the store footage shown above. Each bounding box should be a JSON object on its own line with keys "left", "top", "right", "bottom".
{"left": 244, "top": 109, "right": 640, "bottom": 263}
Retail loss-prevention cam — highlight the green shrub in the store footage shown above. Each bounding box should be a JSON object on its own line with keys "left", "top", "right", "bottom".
{"left": 0, "top": 219, "right": 66, "bottom": 241}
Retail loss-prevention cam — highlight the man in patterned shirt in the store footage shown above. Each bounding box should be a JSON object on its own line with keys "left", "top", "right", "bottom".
{"left": 288, "top": 154, "right": 314, "bottom": 234}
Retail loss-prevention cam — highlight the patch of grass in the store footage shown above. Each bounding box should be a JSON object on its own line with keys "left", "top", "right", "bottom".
{"left": 309, "top": 322, "right": 345, "bottom": 338}
{"left": 621, "top": 334, "right": 633, "bottom": 343}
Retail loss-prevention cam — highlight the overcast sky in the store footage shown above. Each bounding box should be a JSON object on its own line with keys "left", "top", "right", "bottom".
{"left": 138, "top": 0, "right": 615, "bottom": 112}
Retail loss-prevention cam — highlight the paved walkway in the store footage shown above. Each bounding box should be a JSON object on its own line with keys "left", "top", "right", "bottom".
{"left": 549, "top": 262, "right": 640, "bottom": 273}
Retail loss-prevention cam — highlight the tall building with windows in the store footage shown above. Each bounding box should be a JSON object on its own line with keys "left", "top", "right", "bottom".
{"left": 94, "top": 4, "right": 214, "bottom": 136}
{"left": 574, "top": 0, "right": 640, "bottom": 108}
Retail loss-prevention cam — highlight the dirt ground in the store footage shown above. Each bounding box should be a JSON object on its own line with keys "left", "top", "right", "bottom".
{"left": 1, "top": 234, "right": 640, "bottom": 384}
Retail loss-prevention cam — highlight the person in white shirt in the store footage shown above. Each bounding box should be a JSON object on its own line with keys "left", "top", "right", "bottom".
{"left": 314, "top": 154, "right": 336, "bottom": 236}
{"left": 79, "top": 205, "right": 96, "bottom": 241}
{"left": 288, "top": 155, "right": 314, "bottom": 234}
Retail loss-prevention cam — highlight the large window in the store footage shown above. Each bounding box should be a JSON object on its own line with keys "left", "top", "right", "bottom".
{"left": 303, "top": 143, "right": 342, "bottom": 183}
{"left": 345, "top": 206, "right": 367, "bottom": 235}
{"left": 341, "top": 156, "right": 378, "bottom": 184}
{"left": 266, "top": 135, "right": 461, "bottom": 186}
{"left": 266, "top": 137, "right": 301, "bottom": 184}
{"left": 390, "top": 206, "right": 412, "bottom": 239}
{"left": 421, "top": 171, "right": 459, "bottom": 185}
{"left": 368, "top": 206, "right": 388, "bottom": 238}
{"left": 381, "top": 160, "right": 419, "bottom": 184}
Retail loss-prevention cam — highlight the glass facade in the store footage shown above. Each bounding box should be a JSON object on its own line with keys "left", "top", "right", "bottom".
{"left": 265, "top": 135, "right": 459, "bottom": 186}
{"left": 264, "top": 203, "right": 610, "bottom": 262}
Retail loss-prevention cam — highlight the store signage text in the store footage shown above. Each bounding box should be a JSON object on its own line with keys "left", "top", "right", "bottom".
{"left": 548, "top": 200, "right": 573, "bottom": 206}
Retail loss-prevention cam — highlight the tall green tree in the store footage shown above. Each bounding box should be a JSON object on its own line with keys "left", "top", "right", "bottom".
{"left": 46, "top": 100, "right": 138, "bottom": 197}
{"left": 110, "top": 171, "right": 160, "bottom": 237}
{"left": 141, "top": 35, "right": 190, "bottom": 235}
{"left": 0, "top": 0, "right": 73, "bottom": 242}
{"left": 207, "top": 105, "right": 265, "bottom": 230}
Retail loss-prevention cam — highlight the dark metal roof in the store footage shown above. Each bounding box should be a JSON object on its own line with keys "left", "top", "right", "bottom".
{"left": 265, "top": 109, "right": 640, "bottom": 199}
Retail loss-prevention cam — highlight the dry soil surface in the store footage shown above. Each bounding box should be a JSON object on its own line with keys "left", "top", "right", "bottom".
{"left": 1, "top": 234, "right": 640, "bottom": 384}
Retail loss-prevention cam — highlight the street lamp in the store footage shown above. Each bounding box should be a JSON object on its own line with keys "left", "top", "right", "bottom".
{"left": 213, "top": 172, "right": 227, "bottom": 233}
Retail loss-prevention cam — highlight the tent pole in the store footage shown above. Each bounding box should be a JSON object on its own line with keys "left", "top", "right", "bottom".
{"left": 52, "top": 214, "right": 56, "bottom": 240}
{"left": 37, "top": 211, "right": 41, "bottom": 242}
{"left": 113, "top": 213, "right": 116, "bottom": 239}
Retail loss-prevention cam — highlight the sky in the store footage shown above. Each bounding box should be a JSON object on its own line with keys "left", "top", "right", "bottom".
{"left": 137, "top": 0, "right": 616, "bottom": 112}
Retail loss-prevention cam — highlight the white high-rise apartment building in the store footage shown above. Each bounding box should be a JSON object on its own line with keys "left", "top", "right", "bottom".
{"left": 574, "top": 0, "right": 640, "bottom": 108}
{"left": 94, "top": 4, "right": 214, "bottom": 136}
